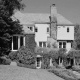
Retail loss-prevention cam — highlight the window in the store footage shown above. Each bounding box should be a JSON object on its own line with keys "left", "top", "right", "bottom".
{"left": 59, "top": 42, "right": 66, "bottom": 48}
{"left": 39, "top": 42, "right": 42, "bottom": 47}
{"left": 30, "top": 27, "right": 33, "bottom": 31}
{"left": 43, "top": 42, "right": 46, "bottom": 47}
{"left": 20, "top": 36, "right": 24, "bottom": 46}
{"left": 59, "top": 42, "right": 62, "bottom": 48}
{"left": 39, "top": 42, "right": 46, "bottom": 47}
{"left": 35, "top": 27, "right": 38, "bottom": 32}
{"left": 28, "top": 26, "right": 33, "bottom": 31}
{"left": 12, "top": 36, "right": 24, "bottom": 51}
{"left": 47, "top": 27, "right": 49, "bottom": 32}
{"left": 63, "top": 42, "right": 66, "bottom": 48}
{"left": 13, "top": 36, "right": 18, "bottom": 50}
{"left": 67, "top": 27, "right": 69, "bottom": 32}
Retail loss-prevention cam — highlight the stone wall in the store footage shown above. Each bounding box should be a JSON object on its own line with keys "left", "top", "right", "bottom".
{"left": 25, "top": 34, "right": 36, "bottom": 52}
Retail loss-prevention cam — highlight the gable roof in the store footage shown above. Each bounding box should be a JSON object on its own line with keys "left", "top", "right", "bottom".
{"left": 13, "top": 11, "right": 73, "bottom": 25}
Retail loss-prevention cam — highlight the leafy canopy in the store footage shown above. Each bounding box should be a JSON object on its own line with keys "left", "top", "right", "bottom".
{"left": 0, "top": 0, "right": 25, "bottom": 55}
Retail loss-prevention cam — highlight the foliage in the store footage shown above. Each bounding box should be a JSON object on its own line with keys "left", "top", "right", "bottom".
{"left": 9, "top": 51, "right": 17, "bottom": 60}
{"left": 58, "top": 48, "right": 67, "bottom": 58}
{"left": 0, "top": 0, "right": 25, "bottom": 56}
{"left": 0, "top": 56, "right": 11, "bottom": 65}
{"left": 52, "top": 42, "right": 58, "bottom": 48}
{"left": 25, "top": 34, "right": 36, "bottom": 52}
{"left": 73, "top": 24, "right": 80, "bottom": 50}
{"left": 67, "top": 50, "right": 80, "bottom": 58}
{"left": 48, "top": 68, "right": 78, "bottom": 80}
{"left": 16, "top": 46, "right": 36, "bottom": 65}
{"left": 17, "top": 62, "right": 36, "bottom": 69}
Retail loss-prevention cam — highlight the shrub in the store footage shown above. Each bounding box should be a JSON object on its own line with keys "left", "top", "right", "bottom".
{"left": 48, "top": 68, "right": 78, "bottom": 80}
{"left": 16, "top": 46, "right": 36, "bottom": 65}
{"left": 9, "top": 51, "right": 17, "bottom": 60}
{"left": 0, "top": 56, "right": 11, "bottom": 65}
{"left": 67, "top": 50, "right": 80, "bottom": 58}
{"left": 17, "top": 62, "right": 36, "bottom": 69}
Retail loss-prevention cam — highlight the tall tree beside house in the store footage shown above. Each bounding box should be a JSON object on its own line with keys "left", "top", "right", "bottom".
{"left": 0, "top": 0, "right": 25, "bottom": 56}
{"left": 73, "top": 24, "right": 80, "bottom": 50}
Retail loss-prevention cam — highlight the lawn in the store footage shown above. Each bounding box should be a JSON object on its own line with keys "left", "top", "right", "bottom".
{"left": 0, "top": 65, "right": 64, "bottom": 80}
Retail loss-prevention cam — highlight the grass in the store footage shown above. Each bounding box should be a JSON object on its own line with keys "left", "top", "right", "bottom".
{"left": 0, "top": 65, "right": 64, "bottom": 80}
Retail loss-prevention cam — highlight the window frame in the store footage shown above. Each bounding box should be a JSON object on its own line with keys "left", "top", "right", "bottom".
{"left": 47, "top": 27, "right": 49, "bottom": 33}
{"left": 39, "top": 42, "right": 47, "bottom": 48}
{"left": 59, "top": 41, "right": 66, "bottom": 48}
{"left": 35, "top": 27, "right": 38, "bottom": 32}
{"left": 67, "top": 27, "right": 69, "bottom": 32}
{"left": 11, "top": 35, "right": 25, "bottom": 51}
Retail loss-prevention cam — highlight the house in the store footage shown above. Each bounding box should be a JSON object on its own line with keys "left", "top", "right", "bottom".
{"left": 12, "top": 4, "right": 75, "bottom": 68}
{"left": 57, "top": 24, "right": 74, "bottom": 51}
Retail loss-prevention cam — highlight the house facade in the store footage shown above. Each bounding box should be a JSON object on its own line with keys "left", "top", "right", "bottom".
{"left": 12, "top": 4, "right": 75, "bottom": 68}
{"left": 57, "top": 24, "right": 74, "bottom": 51}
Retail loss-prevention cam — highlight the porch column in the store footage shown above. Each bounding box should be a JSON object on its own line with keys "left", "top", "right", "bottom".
{"left": 59, "top": 58, "right": 60, "bottom": 65}
{"left": 18, "top": 36, "right": 20, "bottom": 49}
{"left": 59, "top": 58, "right": 63, "bottom": 67}
{"left": 50, "top": 58, "right": 53, "bottom": 67}
{"left": 74, "top": 58, "right": 76, "bottom": 66}
{"left": 23, "top": 36, "right": 25, "bottom": 46}
{"left": 12, "top": 37, "right": 13, "bottom": 51}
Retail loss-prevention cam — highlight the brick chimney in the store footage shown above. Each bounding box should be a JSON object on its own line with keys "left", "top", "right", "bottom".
{"left": 50, "top": 4, "right": 57, "bottom": 40}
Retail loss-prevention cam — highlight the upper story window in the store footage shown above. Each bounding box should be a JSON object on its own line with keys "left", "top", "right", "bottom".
{"left": 47, "top": 27, "right": 49, "bottom": 33}
{"left": 39, "top": 42, "right": 47, "bottom": 47}
{"left": 59, "top": 42, "right": 66, "bottom": 48}
{"left": 12, "top": 36, "right": 25, "bottom": 51}
{"left": 67, "top": 27, "right": 69, "bottom": 32}
{"left": 35, "top": 27, "right": 38, "bottom": 32}
{"left": 13, "top": 36, "right": 18, "bottom": 50}
{"left": 28, "top": 26, "right": 33, "bottom": 31}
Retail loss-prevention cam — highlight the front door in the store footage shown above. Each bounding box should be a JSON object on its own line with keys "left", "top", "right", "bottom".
{"left": 36, "top": 57, "right": 41, "bottom": 69}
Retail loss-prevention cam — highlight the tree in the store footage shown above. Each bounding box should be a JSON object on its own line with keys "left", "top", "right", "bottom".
{"left": 73, "top": 24, "right": 80, "bottom": 50}
{"left": 0, "top": 0, "right": 25, "bottom": 56}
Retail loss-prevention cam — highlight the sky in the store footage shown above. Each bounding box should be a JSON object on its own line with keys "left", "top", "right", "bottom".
{"left": 21, "top": 0, "right": 80, "bottom": 24}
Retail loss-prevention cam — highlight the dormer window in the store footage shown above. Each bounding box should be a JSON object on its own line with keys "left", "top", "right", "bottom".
{"left": 28, "top": 26, "right": 33, "bottom": 31}
{"left": 67, "top": 27, "right": 69, "bottom": 32}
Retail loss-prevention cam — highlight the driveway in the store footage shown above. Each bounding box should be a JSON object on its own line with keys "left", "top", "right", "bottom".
{"left": 0, "top": 65, "right": 64, "bottom": 80}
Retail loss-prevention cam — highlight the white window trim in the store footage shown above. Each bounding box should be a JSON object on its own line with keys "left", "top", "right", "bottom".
{"left": 11, "top": 36, "right": 25, "bottom": 51}
{"left": 58, "top": 41, "right": 66, "bottom": 48}
{"left": 47, "top": 27, "right": 50, "bottom": 33}
{"left": 39, "top": 42, "right": 47, "bottom": 48}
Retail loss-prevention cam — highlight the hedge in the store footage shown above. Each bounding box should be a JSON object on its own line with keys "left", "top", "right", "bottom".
{"left": 67, "top": 50, "right": 80, "bottom": 58}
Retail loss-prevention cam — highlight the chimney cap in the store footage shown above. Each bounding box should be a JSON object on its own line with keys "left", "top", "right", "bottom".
{"left": 52, "top": 4, "right": 56, "bottom": 6}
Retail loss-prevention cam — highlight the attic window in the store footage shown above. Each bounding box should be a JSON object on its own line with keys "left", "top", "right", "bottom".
{"left": 67, "top": 27, "right": 69, "bottom": 32}
{"left": 35, "top": 27, "right": 38, "bottom": 32}
{"left": 28, "top": 27, "right": 33, "bottom": 31}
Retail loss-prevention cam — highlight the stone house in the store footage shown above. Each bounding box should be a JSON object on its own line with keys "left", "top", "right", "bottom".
{"left": 12, "top": 4, "right": 75, "bottom": 68}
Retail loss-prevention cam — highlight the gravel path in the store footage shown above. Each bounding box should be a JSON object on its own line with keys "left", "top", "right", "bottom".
{"left": 0, "top": 65, "right": 64, "bottom": 80}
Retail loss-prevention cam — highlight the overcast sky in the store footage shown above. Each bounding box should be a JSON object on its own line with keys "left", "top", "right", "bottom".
{"left": 21, "top": 0, "right": 80, "bottom": 24}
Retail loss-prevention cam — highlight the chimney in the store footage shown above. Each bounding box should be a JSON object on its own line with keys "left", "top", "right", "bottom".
{"left": 50, "top": 4, "right": 57, "bottom": 40}
{"left": 50, "top": 4, "right": 57, "bottom": 17}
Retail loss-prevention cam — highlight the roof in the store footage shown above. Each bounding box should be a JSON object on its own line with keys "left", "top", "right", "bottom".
{"left": 12, "top": 11, "right": 73, "bottom": 34}
{"left": 13, "top": 11, "right": 73, "bottom": 25}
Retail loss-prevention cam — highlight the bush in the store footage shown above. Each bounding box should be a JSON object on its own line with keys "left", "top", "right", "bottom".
{"left": 48, "top": 68, "right": 78, "bottom": 80}
{"left": 72, "top": 66, "right": 80, "bottom": 72}
{"left": 0, "top": 56, "right": 11, "bottom": 65}
{"left": 9, "top": 51, "right": 17, "bottom": 60}
{"left": 16, "top": 46, "right": 36, "bottom": 65}
{"left": 67, "top": 50, "right": 80, "bottom": 58}
{"left": 17, "top": 62, "right": 36, "bottom": 69}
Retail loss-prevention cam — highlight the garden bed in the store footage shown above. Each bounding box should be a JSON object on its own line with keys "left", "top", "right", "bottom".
{"left": 48, "top": 67, "right": 79, "bottom": 80}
